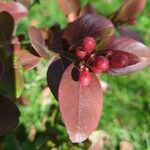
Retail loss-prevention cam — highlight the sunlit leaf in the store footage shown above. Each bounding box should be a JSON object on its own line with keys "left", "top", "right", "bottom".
{"left": 109, "top": 0, "right": 146, "bottom": 25}
{"left": 28, "top": 26, "right": 50, "bottom": 59}
{"left": 19, "top": 49, "right": 41, "bottom": 71}
{"left": 0, "top": 95, "right": 20, "bottom": 136}
{"left": 105, "top": 36, "right": 150, "bottom": 75}
{"left": 0, "top": 55, "right": 24, "bottom": 98}
{"left": 0, "top": 2, "right": 28, "bottom": 21}
{"left": 58, "top": 63, "right": 103, "bottom": 143}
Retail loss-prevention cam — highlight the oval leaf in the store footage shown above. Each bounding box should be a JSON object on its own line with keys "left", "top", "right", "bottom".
{"left": 0, "top": 11, "right": 14, "bottom": 44}
{"left": 63, "top": 14, "right": 114, "bottom": 50}
{"left": 0, "top": 95, "right": 20, "bottom": 136}
{"left": 0, "top": 2, "right": 28, "bottom": 21}
{"left": 105, "top": 36, "right": 150, "bottom": 75}
{"left": 58, "top": 64, "right": 103, "bottom": 143}
{"left": 28, "top": 26, "right": 50, "bottom": 59}
{"left": 19, "top": 49, "right": 41, "bottom": 71}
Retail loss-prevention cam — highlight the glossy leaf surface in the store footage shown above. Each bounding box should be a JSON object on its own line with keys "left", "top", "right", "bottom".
{"left": 0, "top": 95, "right": 20, "bottom": 136}
{"left": 0, "top": 2, "right": 28, "bottom": 21}
{"left": 58, "top": 64, "right": 103, "bottom": 143}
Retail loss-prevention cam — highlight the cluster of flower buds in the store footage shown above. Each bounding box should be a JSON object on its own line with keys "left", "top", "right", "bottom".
{"left": 75, "top": 36, "right": 130, "bottom": 86}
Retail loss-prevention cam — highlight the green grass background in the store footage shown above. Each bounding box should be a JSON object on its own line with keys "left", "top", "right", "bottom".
{"left": 2, "top": 0, "right": 150, "bottom": 150}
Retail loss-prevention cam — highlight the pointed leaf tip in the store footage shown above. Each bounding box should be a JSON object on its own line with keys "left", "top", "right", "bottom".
{"left": 58, "top": 63, "right": 103, "bottom": 143}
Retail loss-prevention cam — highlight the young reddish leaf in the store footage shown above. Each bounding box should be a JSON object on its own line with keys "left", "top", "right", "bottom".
{"left": 19, "top": 49, "right": 41, "bottom": 71}
{"left": 0, "top": 55, "right": 24, "bottom": 98}
{"left": 56, "top": 0, "right": 80, "bottom": 16}
{"left": 0, "top": 2, "right": 28, "bottom": 21}
{"left": 47, "top": 59, "right": 65, "bottom": 99}
{"left": 109, "top": 0, "right": 146, "bottom": 25}
{"left": 28, "top": 26, "right": 50, "bottom": 59}
{"left": 105, "top": 36, "right": 150, "bottom": 75}
{"left": 0, "top": 95, "right": 20, "bottom": 136}
{"left": 58, "top": 63, "right": 103, "bottom": 143}
{"left": 63, "top": 14, "right": 114, "bottom": 50}
{"left": 0, "top": 11, "right": 14, "bottom": 44}
{"left": 119, "top": 26, "right": 144, "bottom": 43}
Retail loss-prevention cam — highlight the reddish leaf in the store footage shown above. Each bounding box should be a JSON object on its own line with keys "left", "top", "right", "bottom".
{"left": 56, "top": 0, "right": 80, "bottom": 16}
{"left": 58, "top": 64, "right": 103, "bottom": 143}
{"left": 0, "top": 2, "right": 28, "bottom": 21}
{"left": 63, "top": 14, "right": 114, "bottom": 51}
{"left": 47, "top": 59, "right": 65, "bottom": 99}
{"left": 0, "top": 95, "right": 20, "bottom": 136}
{"left": 109, "top": 0, "right": 146, "bottom": 25}
{"left": 105, "top": 36, "right": 150, "bottom": 74}
{"left": 19, "top": 49, "right": 41, "bottom": 71}
{"left": 119, "top": 26, "right": 144, "bottom": 43}
{"left": 29, "top": 26, "right": 50, "bottom": 59}
{"left": 0, "top": 11, "right": 14, "bottom": 44}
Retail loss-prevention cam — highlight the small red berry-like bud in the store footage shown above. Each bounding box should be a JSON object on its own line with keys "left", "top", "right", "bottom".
{"left": 95, "top": 56, "right": 109, "bottom": 72}
{"left": 91, "top": 65, "right": 101, "bottom": 74}
{"left": 79, "top": 70, "right": 92, "bottom": 86}
{"left": 110, "top": 54, "right": 129, "bottom": 68}
{"left": 82, "top": 37, "right": 96, "bottom": 53}
{"left": 76, "top": 48, "right": 87, "bottom": 59}
{"left": 128, "top": 17, "right": 137, "bottom": 25}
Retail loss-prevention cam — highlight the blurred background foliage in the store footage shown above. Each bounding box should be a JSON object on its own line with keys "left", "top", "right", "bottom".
{"left": 1, "top": 0, "right": 150, "bottom": 150}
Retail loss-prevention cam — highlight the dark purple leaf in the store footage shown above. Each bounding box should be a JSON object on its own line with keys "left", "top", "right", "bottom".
{"left": 105, "top": 36, "right": 150, "bottom": 75}
{"left": 46, "top": 26, "right": 63, "bottom": 53}
{"left": 0, "top": 95, "right": 20, "bottom": 136}
{"left": 119, "top": 26, "right": 144, "bottom": 43}
{"left": 47, "top": 59, "right": 65, "bottom": 99}
{"left": 63, "top": 14, "right": 114, "bottom": 50}
{"left": 0, "top": 2, "right": 28, "bottom": 21}
{"left": 0, "top": 11, "right": 14, "bottom": 44}
{"left": 56, "top": 0, "right": 80, "bottom": 16}
{"left": 28, "top": 26, "right": 50, "bottom": 59}
{"left": 19, "top": 49, "right": 41, "bottom": 71}
{"left": 58, "top": 63, "right": 103, "bottom": 143}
